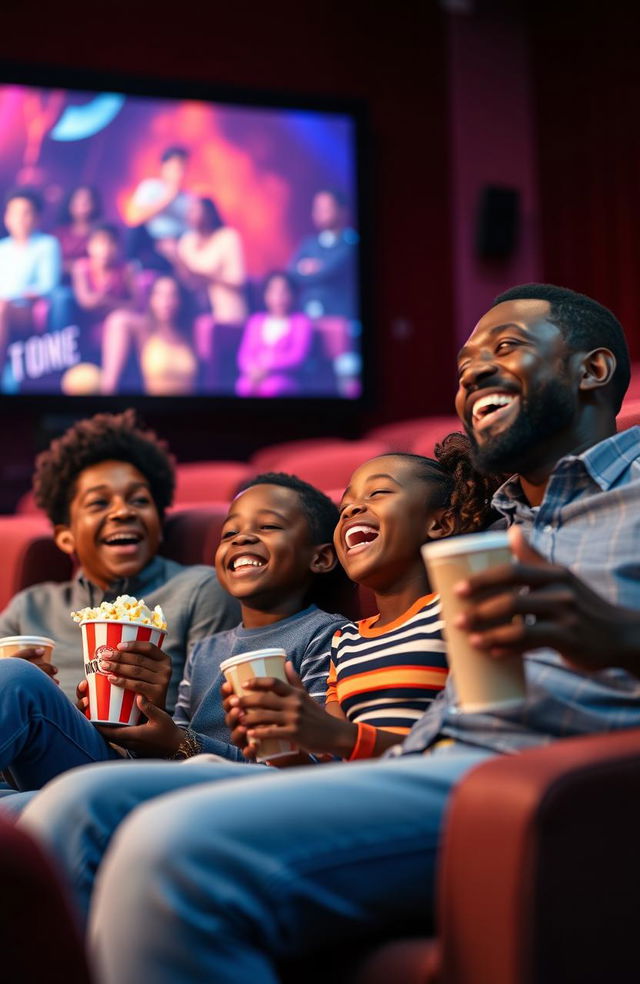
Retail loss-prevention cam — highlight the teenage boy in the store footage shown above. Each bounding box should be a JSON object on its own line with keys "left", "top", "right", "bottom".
{"left": 0, "top": 409, "right": 239, "bottom": 704}
{"left": 23, "top": 285, "right": 640, "bottom": 984}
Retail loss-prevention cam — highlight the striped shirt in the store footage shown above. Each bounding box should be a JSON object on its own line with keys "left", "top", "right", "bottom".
{"left": 326, "top": 595, "right": 448, "bottom": 735}
{"left": 396, "top": 428, "right": 640, "bottom": 758}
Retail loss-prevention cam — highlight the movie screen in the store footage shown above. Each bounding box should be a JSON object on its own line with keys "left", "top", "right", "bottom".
{"left": 0, "top": 82, "right": 362, "bottom": 399}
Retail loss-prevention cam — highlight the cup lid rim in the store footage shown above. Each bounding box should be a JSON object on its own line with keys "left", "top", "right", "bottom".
{"left": 422, "top": 530, "right": 510, "bottom": 560}
{"left": 0, "top": 635, "right": 55, "bottom": 647}
{"left": 220, "top": 648, "right": 287, "bottom": 672}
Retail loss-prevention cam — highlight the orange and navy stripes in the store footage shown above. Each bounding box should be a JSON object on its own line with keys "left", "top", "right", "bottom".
{"left": 326, "top": 594, "right": 447, "bottom": 735}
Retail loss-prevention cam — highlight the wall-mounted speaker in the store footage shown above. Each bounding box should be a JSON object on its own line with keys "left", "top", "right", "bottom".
{"left": 475, "top": 185, "right": 520, "bottom": 259}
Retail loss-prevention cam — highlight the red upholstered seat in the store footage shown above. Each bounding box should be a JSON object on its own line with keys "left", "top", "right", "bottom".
{"left": 0, "top": 515, "right": 73, "bottom": 611}
{"left": 161, "top": 505, "right": 229, "bottom": 568}
{"left": 15, "top": 489, "right": 41, "bottom": 515}
{"left": 411, "top": 424, "right": 465, "bottom": 458}
{"left": 367, "top": 416, "right": 460, "bottom": 453}
{"left": 0, "top": 818, "right": 92, "bottom": 983}
{"left": 251, "top": 438, "right": 350, "bottom": 474}
{"left": 616, "top": 397, "right": 640, "bottom": 431}
{"left": 174, "top": 462, "right": 252, "bottom": 506}
{"left": 270, "top": 440, "right": 389, "bottom": 491}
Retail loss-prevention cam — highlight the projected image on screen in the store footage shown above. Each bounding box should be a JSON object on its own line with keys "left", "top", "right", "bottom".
{"left": 0, "top": 84, "right": 361, "bottom": 398}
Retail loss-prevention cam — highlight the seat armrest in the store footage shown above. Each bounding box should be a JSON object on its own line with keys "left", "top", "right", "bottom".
{"left": 437, "top": 729, "right": 640, "bottom": 984}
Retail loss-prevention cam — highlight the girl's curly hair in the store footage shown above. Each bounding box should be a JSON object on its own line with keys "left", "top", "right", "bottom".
{"left": 380, "top": 432, "right": 504, "bottom": 534}
{"left": 33, "top": 409, "right": 175, "bottom": 525}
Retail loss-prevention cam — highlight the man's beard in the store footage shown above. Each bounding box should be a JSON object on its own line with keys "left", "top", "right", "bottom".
{"left": 465, "top": 377, "right": 577, "bottom": 476}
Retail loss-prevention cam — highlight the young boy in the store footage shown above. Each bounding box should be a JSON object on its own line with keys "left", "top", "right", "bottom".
{"left": 0, "top": 409, "right": 238, "bottom": 706}
{"left": 0, "top": 473, "right": 345, "bottom": 793}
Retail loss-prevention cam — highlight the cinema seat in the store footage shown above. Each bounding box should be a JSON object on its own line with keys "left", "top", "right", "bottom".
{"left": 616, "top": 397, "right": 640, "bottom": 431}
{"left": 270, "top": 440, "right": 389, "bottom": 490}
{"left": 0, "top": 818, "right": 92, "bottom": 983}
{"left": 625, "top": 362, "right": 640, "bottom": 400}
{"left": 411, "top": 424, "right": 465, "bottom": 458}
{"left": 161, "top": 505, "right": 229, "bottom": 568}
{"left": 283, "top": 727, "right": 640, "bottom": 984}
{"left": 367, "top": 416, "right": 460, "bottom": 453}
{"left": 174, "top": 461, "right": 252, "bottom": 505}
{"left": 15, "top": 489, "right": 40, "bottom": 515}
{"left": 250, "top": 438, "right": 350, "bottom": 474}
{"left": 0, "top": 515, "right": 72, "bottom": 611}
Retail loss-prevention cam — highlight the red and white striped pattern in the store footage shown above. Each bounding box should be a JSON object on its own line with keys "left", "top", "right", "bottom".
{"left": 80, "top": 620, "right": 166, "bottom": 726}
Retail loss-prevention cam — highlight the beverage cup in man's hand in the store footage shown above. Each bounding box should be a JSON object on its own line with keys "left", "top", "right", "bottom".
{"left": 220, "top": 648, "right": 295, "bottom": 762}
{"left": 422, "top": 531, "right": 526, "bottom": 711}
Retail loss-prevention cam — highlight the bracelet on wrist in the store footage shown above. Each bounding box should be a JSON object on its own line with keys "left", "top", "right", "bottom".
{"left": 169, "top": 727, "right": 202, "bottom": 760}
{"left": 347, "top": 722, "right": 377, "bottom": 761}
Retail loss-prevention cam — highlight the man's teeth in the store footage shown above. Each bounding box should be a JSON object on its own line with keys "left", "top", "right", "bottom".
{"left": 232, "top": 556, "right": 265, "bottom": 570}
{"left": 472, "top": 393, "right": 516, "bottom": 421}
{"left": 105, "top": 535, "right": 140, "bottom": 544}
{"left": 345, "top": 525, "right": 379, "bottom": 549}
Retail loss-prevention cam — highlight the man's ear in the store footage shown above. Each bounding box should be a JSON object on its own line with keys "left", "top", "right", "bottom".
{"left": 54, "top": 525, "right": 76, "bottom": 556}
{"left": 309, "top": 543, "right": 338, "bottom": 574}
{"left": 425, "top": 508, "right": 456, "bottom": 541}
{"left": 578, "top": 347, "right": 616, "bottom": 394}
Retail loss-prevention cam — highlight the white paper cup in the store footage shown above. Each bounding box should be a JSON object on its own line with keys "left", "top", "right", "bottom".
{"left": 422, "top": 531, "right": 526, "bottom": 712}
{"left": 80, "top": 620, "right": 166, "bottom": 726}
{"left": 0, "top": 635, "right": 55, "bottom": 661}
{"left": 220, "top": 648, "right": 295, "bottom": 762}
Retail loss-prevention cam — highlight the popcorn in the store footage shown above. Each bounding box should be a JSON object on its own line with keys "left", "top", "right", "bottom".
{"left": 71, "top": 594, "right": 167, "bottom": 631}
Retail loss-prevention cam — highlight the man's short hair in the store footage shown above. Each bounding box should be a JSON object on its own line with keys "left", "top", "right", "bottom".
{"left": 33, "top": 410, "right": 175, "bottom": 526}
{"left": 160, "top": 146, "right": 189, "bottom": 164}
{"left": 494, "top": 283, "right": 631, "bottom": 412}
{"left": 5, "top": 187, "right": 44, "bottom": 214}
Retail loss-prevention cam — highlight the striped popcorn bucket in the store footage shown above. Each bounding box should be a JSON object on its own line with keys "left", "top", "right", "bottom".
{"left": 80, "top": 619, "right": 166, "bottom": 726}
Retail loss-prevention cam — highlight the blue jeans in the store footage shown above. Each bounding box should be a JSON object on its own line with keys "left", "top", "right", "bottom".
{"left": 0, "top": 659, "right": 119, "bottom": 790}
{"left": 21, "top": 746, "right": 492, "bottom": 984}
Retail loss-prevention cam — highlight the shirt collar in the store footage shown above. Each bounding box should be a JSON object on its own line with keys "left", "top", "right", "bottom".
{"left": 74, "top": 555, "right": 167, "bottom": 604}
{"left": 492, "top": 427, "right": 640, "bottom": 516}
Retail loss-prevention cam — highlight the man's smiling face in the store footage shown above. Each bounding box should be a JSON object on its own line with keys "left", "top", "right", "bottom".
{"left": 455, "top": 299, "right": 579, "bottom": 475}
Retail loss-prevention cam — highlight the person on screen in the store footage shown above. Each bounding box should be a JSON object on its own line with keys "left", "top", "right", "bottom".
{"left": 176, "top": 196, "right": 247, "bottom": 325}
{"left": 101, "top": 274, "right": 197, "bottom": 395}
{"left": 288, "top": 188, "right": 358, "bottom": 320}
{"left": 0, "top": 187, "right": 61, "bottom": 390}
{"left": 54, "top": 185, "right": 102, "bottom": 275}
{"left": 176, "top": 195, "right": 248, "bottom": 391}
{"left": 127, "top": 146, "right": 194, "bottom": 273}
{"left": 236, "top": 271, "right": 312, "bottom": 396}
{"left": 72, "top": 224, "right": 139, "bottom": 361}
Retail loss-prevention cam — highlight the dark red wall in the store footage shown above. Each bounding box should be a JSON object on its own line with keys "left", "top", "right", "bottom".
{"left": 529, "top": 0, "right": 640, "bottom": 363}
{"left": 0, "top": 0, "right": 456, "bottom": 507}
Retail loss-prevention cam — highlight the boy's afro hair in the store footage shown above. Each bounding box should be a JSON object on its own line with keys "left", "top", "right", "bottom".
{"left": 33, "top": 409, "right": 175, "bottom": 525}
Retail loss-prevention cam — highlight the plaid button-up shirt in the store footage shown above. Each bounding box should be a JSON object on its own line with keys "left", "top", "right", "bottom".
{"left": 397, "top": 427, "right": 640, "bottom": 756}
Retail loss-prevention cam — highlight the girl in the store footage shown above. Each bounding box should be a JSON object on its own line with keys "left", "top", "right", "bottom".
{"left": 100, "top": 274, "right": 197, "bottom": 394}
{"left": 236, "top": 271, "right": 313, "bottom": 397}
{"left": 225, "top": 434, "right": 502, "bottom": 761}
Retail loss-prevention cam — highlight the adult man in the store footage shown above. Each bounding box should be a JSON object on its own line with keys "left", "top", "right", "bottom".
{"left": 0, "top": 188, "right": 62, "bottom": 388}
{"left": 22, "top": 285, "right": 640, "bottom": 983}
